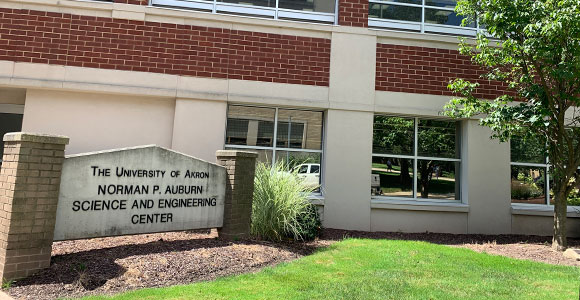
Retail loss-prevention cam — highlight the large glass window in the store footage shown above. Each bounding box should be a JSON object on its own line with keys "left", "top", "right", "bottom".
{"left": 152, "top": 0, "right": 336, "bottom": 24}
{"left": 225, "top": 105, "right": 324, "bottom": 191}
{"left": 368, "top": 0, "right": 480, "bottom": 36}
{"left": 372, "top": 115, "right": 461, "bottom": 201}
{"left": 0, "top": 113, "right": 23, "bottom": 164}
{"left": 509, "top": 133, "right": 580, "bottom": 206}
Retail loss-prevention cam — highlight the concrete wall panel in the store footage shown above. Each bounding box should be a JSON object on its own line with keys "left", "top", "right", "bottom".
{"left": 328, "top": 32, "right": 376, "bottom": 107}
{"left": 322, "top": 109, "right": 373, "bottom": 231}
{"left": 371, "top": 208, "right": 468, "bottom": 234}
{"left": 171, "top": 99, "right": 227, "bottom": 162}
{"left": 464, "top": 120, "right": 512, "bottom": 234}
{"left": 512, "top": 215, "right": 580, "bottom": 238}
{"left": 22, "top": 90, "right": 175, "bottom": 155}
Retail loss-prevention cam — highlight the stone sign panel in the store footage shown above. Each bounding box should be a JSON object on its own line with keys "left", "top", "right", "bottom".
{"left": 54, "top": 145, "right": 226, "bottom": 241}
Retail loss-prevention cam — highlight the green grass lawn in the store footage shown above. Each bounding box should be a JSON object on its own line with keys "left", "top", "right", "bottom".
{"left": 81, "top": 239, "right": 579, "bottom": 300}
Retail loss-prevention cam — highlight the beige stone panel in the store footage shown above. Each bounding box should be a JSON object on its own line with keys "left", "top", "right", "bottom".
{"left": 176, "top": 76, "right": 228, "bottom": 101}
{"left": 511, "top": 215, "right": 580, "bottom": 238}
{"left": 375, "top": 30, "right": 465, "bottom": 51}
{"left": 464, "top": 120, "right": 511, "bottom": 234}
{"left": 172, "top": 99, "right": 227, "bottom": 162}
{"left": 145, "top": 14, "right": 186, "bottom": 25}
{"left": 0, "top": 61, "right": 14, "bottom": 77}
{"left": 182, "top": 17, "right": 235, "bottom": 31}
{"left": 111, "top": 9, "right": 146, "bottom": 21}
{"left": 0, "top": 88, "right": 25, "bottom": 105}
{"left": 328, "top": 32, "right": 376, "bottom": 106}
{"left": 228, "top": 80, "right": 329, "bottom": 108}
{"left": 371, "top": 208, "right": 468, "bottom": 233}
{"left": 375, "top": 91, "right": 452, "bottom": 117}
{"left": 63, "top": 66, "right": 179, "bottom": 97}
{"left": 11, "top": 63, "right": 65, "bottom": 89}
{"left": 322, "top": 109, "right": 373, "bottom": 231}
{"left": 21, "top": 90, "right": 175, "bottom": 154}
{"left": 0, "top": 61, "right": 14, "bottom": 86}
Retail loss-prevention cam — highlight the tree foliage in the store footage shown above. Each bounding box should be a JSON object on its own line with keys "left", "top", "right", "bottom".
{"left": 444, "top": 0, "right": 580, "bottom": 250}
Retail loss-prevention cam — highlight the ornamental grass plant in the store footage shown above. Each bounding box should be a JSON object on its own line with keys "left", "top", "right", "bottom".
{"left": 251, "top": 161, "right": 320, "bottom": 241}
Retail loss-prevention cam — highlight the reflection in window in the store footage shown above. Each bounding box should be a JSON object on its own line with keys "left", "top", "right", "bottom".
{"left": 425, "top": 9, "right": 474, "bottom": 27}
{"left": 0, "top": 113, "right": 24, "bottom": 162}
{"left": 226, "top": 106, "right": 275, "bottom": 148}
{"left": 226, "top": 105, "right": 324, "bottom": 192}
{"left": 218, "top": 0, "right": 276, "bottom": 8}
{"left": 372, "top": 115, "right": 461, "bottom": 201}
{"left": 511, "top": 166, "right": 546, "bottom": 204}
{"left": 279, "top": 0, "right": 336, "bottom": 13}
{"left": 368, "top": 0, "right": 480, "bottom": 35}
{"left": 373, "top": 116, "right": 414, "bottom": 156}
{"left": 368, "top": 3, "right": 421, "bottom": 22}
{"left": 372, "top": 156, "right": 413, "bottom": 198}
{"left": 418, "top": 119, "right": 460, "bottom": 159}
{"left": 417, "top": 160, "right": 459, "bottom": 200}
{"left": 510, "top": 131, "right": 580, "bottom": 207}
{"left": 510, "top": 134, "right": 546, "bottom": 164}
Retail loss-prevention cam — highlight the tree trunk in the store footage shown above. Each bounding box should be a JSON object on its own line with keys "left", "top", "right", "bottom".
{"left": 552, "top": 189, "right": 568, "bottom": 251}
{"left": 399, "top": 159, "right": 412, "bottom": 191}
{"left": 419, "top": 161, "right": 433, "bottom": 199}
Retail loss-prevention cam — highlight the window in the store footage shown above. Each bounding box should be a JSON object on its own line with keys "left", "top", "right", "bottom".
{"left": 152, "top": 0, "right": 336, "bottom": 24}
{"left": 225, "top": 105, "right": 324, "bottom": 191}
{"left": 368, "top": 0, "right": 481, "bottom": 36}
{"left": 510, "top": 134, "right": 549, "bottom": 205}
{"left": 371, "top": 115, "right": 461, "bottom": 201}
{"left": 0, "top": 113, "right": 23, "bottom": 163}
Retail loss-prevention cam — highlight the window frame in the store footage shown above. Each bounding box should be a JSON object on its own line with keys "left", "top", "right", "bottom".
{"left": 225, "top": 104, "right": 325, "bottom": 193}
{"left": 372, "top": 115, "right": 462, "bottom": 203}
{"left": 368, "top": 0, "right": 484, "bottom": 36}
{"left": 509, "top": 160, "right": 551, "bottom": 206}
{"left": 150, "top": 0, "right": 337, "bottom": 24}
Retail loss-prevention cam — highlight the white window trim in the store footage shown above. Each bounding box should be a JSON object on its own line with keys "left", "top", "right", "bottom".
{"left": 511, "top": 203, "right": 580, "bottom": 218}
{"left": 151, "top": 0, "right": 336, "bottom": 24}
{"left": 510, "top": 161, "right": 551, "bottom": 205}
{"left": 372, "top": 116, "right": 462, "bottom": 203}
{"left": 368, "top": 0, "right": 482, "bottom": 36}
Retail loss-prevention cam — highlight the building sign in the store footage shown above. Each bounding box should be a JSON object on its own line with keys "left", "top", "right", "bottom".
{"left": 54, "top": 146, "right": 226, "bottom": 241}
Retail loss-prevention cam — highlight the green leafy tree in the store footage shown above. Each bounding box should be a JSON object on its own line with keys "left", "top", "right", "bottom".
{"left": 445, "top": 0, "right": 580, "bottom": 250}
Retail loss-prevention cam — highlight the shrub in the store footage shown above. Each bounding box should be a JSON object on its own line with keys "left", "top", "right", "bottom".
{"left": 291, "top": 203, "right": 321, "bottom": 241}
{"left": 251, "top": 161, "right": 320, "bottom": 241}
{"left": 511, "top": 181, "right": 542, "bottom": 200}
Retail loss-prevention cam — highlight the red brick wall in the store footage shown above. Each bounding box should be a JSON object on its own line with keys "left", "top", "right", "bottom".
{"left": 376, "top": 43, "right": 510, "bottom": 99}
{"left": 338, "top": 0, "right": 368, "bottom": 27}
{"left": 0, "top": 8, "right": 331, "bottom": 86}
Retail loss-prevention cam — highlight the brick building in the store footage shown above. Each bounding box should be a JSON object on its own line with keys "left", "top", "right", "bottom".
{"left": 0, "top": 0, "right": 577, "bottom": 236}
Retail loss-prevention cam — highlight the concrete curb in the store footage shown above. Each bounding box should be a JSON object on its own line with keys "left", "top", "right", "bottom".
{"left": 0, "top": 291, "right": 13, "bottom": 300}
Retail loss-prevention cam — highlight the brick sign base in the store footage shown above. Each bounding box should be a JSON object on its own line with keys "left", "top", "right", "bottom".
{"left": 0, "top": 133, "right": 257, "bottom": 282}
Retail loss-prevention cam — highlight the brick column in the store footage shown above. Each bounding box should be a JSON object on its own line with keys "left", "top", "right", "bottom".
{"left": 216, "top": 150, "right": 257, "bottom": 239}
{"left": 338, "top": 0, "right": 369, "bottom": 27}
{"left": 0, "top": 133, "right": 69, "bottom": 281}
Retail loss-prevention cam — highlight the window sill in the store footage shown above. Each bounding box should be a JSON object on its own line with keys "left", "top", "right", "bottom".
{"left": 511, "top": 204, "right": 580, "bottom": 218}
{"left": 308, "top": 194, "right": 324, "bottom": 206}
{"left": 371, "top": 199, "right": 468, "bottom": 213}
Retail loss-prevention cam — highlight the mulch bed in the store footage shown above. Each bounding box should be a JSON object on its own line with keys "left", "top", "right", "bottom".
{"left": 6, "top": 229, "right": 580, "bottom": 300}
